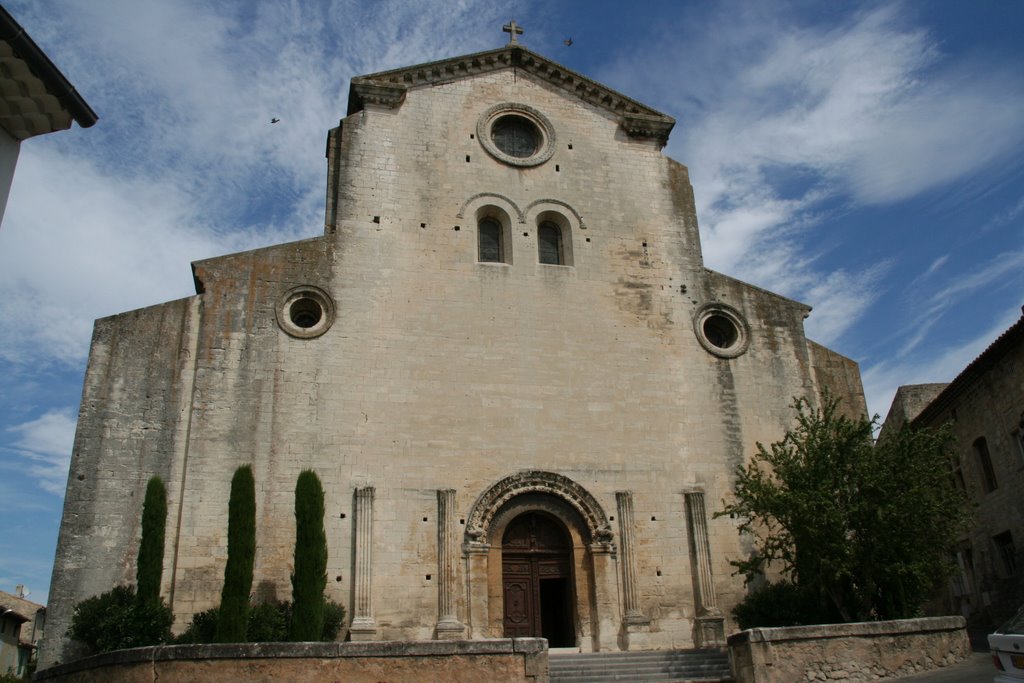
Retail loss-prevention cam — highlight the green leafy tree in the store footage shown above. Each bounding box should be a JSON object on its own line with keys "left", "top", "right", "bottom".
{"left": 216, "top": 465, "right": 256, "bottom": 642}
{"left": 289, "top": 469, "right": 328, "bottom": 641}
{"left": 136, "top": 476, "right": 167, "bottom": 607}
{"left": 718, "top": 395, "right": 969, "bottom": 625}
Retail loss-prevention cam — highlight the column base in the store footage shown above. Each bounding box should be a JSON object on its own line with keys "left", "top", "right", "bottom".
{"left": 620, "top": 612, "right": 652, "bottom": 650}
{"left": 696, "top": 615, "right": 725, "bottom": 648}
{"left": 435, "top": 618, "right": 466, "bottom": 640}
{"left": 348, "top": 617, "right": 379, "bottom": 642}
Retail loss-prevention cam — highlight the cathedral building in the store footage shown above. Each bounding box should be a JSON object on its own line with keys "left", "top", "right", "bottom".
{"left": 42, "top": 33, "right": 865, "bottom": 666}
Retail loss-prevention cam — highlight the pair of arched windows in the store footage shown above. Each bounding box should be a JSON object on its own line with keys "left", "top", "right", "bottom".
{"left": 478, "top": 216, "right": 569, "bottom": 266}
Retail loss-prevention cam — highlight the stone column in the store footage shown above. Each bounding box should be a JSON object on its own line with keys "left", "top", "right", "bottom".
{"left": 464, "top": 542, "right": 490, "bottom": 639}
{"left": 615, "top": 491, "right": 647, "bottom": 624}
{"left": 435, "top": 489, "right": 465, "bottom": 639}
{"left": 685, "top": 490, "right": 724, "bottom": 646}
{"left": 349, "top": 486, "right": 378, "bottom": 641}
{"left": 588, "top": 542, "right": 621, "bottom": 652}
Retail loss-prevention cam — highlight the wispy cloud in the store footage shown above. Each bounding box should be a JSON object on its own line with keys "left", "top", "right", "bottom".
{"left": 862, "top": 307, "right": 1022, "bottom": 421}
{"left": 6, "top": 410, "right": 77, "bottom": 495}
{"left": 0, "top": 0, "right": 522, "bottom": 368}
{"left": 599, "top": 2, "right": 1024, "bottom": 346}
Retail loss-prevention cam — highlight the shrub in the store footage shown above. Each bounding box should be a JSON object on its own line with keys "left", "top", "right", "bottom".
{"left": 217, "top": 465, "right": 256, "bottom": 642}
{"left": 174, "top": 600, "right": 344, "bottom": 643}
{"left": 247, "top": 601, "right": 288, "bottom": 642}
{"left": 731, "top": 580, "right": 835, "bottom": 629}
{"left": 136, "top": 476, "right": 167, "bottom": 607}
{"left": 173, "top": 606, "right": 219, "bottom": 644}
{"left": 289, "top": 470, "right": 327, "bottom": 641}
{"left": 69, "top": 585, "right": 172, "bottom": 654}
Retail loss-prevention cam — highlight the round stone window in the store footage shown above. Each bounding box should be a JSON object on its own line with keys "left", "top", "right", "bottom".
{"left": 276, "top": 285, "right": 335, "bottom": 339}
{"left": 694, "top": 304, "right": 750, "bottom": 358}
{"left": 477, "top": 103, "right": 555, "bottom": 167}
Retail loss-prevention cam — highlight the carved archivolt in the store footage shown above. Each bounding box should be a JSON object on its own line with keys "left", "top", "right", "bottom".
{"left": 524, "top": 198, "right": 586, "bottom": 230}
{"left": 456, "top": 192, "right": 524, "bottom": 223}
{"left": 466, "top": 470, "right": 614, "bottom": 549}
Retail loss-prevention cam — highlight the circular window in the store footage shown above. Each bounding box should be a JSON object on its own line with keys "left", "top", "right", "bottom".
{"left": 491, "top": 115, "right": 539, "bottom": 158}
{"left": 477, "top": 103, "right": 555, "bottom": 167}
{"left": 276, "top": 286, "right": 335, "bottom": 339}
{"left": 694, "top": 304, "right": 750, "bottom": 358}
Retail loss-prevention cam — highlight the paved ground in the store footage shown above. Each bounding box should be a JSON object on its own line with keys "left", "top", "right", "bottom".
{"left": 892, "top": 651, "right": 996, "bottom": 682}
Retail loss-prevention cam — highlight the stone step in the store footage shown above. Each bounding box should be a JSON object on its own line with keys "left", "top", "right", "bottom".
{"left": 549, "top": 648, "right": 733, "bottom": 683}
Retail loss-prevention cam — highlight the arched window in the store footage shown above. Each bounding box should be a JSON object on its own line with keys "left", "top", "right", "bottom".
{"left": 974, "top": 437, "right": 997, "bottom": 492}
{"left": 479, "top": 217, "right": 503, "bottom": 262}
{"left": 538, "top": 221, "right": 562, "bottom": 265}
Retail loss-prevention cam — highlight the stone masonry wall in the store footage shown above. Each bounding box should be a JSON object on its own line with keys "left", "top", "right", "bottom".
{"left": 728, "top": 616, "right": 970, "bottom": 683}
{"left": 43, "top": 63, "right": 866, "bottom": 665}
{"left": 36, "top": 639, "right": 548, "bottom": 683}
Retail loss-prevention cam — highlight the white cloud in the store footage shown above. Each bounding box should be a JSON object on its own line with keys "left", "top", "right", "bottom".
{"left": 601, "top": 2, "right": 1024, "bottom": 346}
{"left": 6, "top": 410, "right": 78, "bottom": 495}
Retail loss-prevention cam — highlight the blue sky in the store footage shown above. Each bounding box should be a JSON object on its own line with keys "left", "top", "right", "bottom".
{"left": 0, "top": 0, "right": 1021, "bottom": 602}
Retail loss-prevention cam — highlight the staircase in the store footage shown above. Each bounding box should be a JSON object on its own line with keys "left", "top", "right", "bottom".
{"left": 549, "top": 648, "right": 733, "bottom": 683}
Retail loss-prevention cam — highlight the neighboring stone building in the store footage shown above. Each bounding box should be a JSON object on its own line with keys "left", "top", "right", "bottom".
{"left": 41, "top": 36, "right": 865, "bottom": 667}
{"left": 0, "top": 5, "right": 97, "bottom": 225}
{"left": 882, "top": 309, "right": 1024, "bottom": 629}
{"left": 0, "top": 586, "right": 45, "bottom": 676}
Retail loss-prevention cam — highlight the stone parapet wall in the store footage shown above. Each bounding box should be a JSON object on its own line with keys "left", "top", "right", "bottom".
{"left": 35, "top": 638, "right": 548, "bottom": 683}
{"left": 728, "top": 616, "right": 969, "bottom": 683}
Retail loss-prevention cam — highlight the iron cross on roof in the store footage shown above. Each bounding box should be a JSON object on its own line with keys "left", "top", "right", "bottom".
{"left": 503, "top": 20, "right": 523, "bottom": 46}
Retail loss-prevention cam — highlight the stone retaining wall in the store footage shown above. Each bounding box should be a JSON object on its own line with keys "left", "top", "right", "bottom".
{"left": 34, "top": 638, "right": 548, "bottom": 683}
{"left": 728, "top": 616, "right": 969, "bottom": 682}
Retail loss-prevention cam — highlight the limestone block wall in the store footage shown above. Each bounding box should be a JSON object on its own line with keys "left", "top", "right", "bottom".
{"left": 42, "top": 296, "right": 201, "bottom": 666}
{"left": 36, "top": 639, "right": 549, "bottom": 683}
{"left": 728, "top": 616, "right": 970, "bottom": 683}
{"left": 43, "top": 60, "right": 867, "bottom": 665}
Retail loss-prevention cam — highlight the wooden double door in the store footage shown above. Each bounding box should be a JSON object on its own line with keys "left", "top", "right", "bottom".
{"left": 501, "top": 512, "right": 576, "bottom": 647}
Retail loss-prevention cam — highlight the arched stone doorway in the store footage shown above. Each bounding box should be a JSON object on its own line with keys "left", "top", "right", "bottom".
{"left": 501, "top": 511, "right": 575, "bottom": 646}
{"left": 464, "top": 471, "right": 620, "bottom": 651}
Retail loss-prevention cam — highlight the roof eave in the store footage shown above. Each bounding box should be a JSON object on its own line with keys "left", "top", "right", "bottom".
{"left": 345, "top": 45, "right": 675, "bottom": 146}
{"left": 0, "top": 5, "right": 98, "bottom": 130}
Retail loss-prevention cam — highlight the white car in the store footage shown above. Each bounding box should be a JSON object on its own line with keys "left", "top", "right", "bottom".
{"left": 991, "top": 605, "right": 1024, "bottom": 682}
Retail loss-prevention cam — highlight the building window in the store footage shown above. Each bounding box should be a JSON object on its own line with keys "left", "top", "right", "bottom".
{"left": 479, "top": 217, "right": 503, "bottom": 262}
{"left": 538, "top": 221, "right": 562, "bottom": 264}
{"left": 974, "top": 437, "right": 997, "bottom": 492}
{"left": 994, "top": 531, "right": 1018, "bottom": 576}
{"left": 492, "top": 115, "right": 539, "bottom": 159}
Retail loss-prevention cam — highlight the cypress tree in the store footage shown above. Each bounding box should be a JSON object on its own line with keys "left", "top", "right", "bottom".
{"left": 216, "top": 465, "right": 256, "bottom": 642}
{"left": 289, "top": 469, "right": 327, "bottom": 640}
{"left": 136, "top": 476, "right": 167, "bottom": 607}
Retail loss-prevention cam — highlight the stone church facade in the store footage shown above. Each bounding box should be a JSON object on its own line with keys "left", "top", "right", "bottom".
{"left": 42, "top": 42, "right": 865, "bottom": 666}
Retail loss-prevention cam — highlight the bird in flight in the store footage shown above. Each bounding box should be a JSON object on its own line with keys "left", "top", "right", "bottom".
{"left": 270, "top": 117, "right": 280, "bottom": 124}
{"left": 564, "top": 37, "right": 573, "bottom": 47}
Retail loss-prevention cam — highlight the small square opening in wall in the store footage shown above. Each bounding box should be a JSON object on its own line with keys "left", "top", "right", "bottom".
{"left": 426, "top": 575, "right": 432, "bottom": 581}
{"left": 465, "top": 155, "right": 471, "bottom": 162}
{"left": 422, "top": 517, "right": 428, "bottom": 522}
{"left": 523, "top": 232, "right": 529, "bottom": 237}
{"left": 609, "top": 516, "right": 614, "bottom": 521}
{"left": 373, "top": 216, "right": 380, "bottom": 223}
{"left": 555, "top": 164, "right": 560, "bottom": 172}
{"left": 470, "top": 133, "right": 475, "bottom": 139}
{"left": 656, "top": 569, "right": 662, "bottom": 577}
{"left": 453, "top": 225, "right": 460, "bottom": 231}
{"left": 586, "top": 237, "right": 591, "bottom": 243}
{"left": 460, "top": 519, "right": 465, "bottom": 525}
{"left": 420, "top": 223, "right": 426, "bottom": 228}
{"left": 339, "top": 513, "right": 346, "bottom": 519}
{"left": 651, "top": 516, "right": 657, "bottom": 521}
{"left": 568, "top": 143, "right": 573, "bottom": 150}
